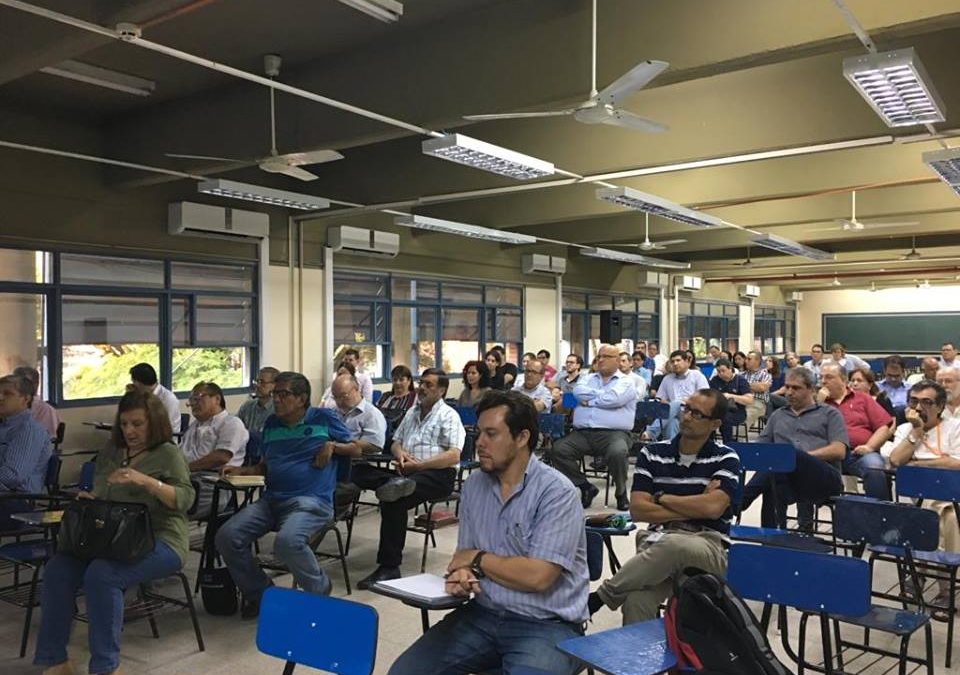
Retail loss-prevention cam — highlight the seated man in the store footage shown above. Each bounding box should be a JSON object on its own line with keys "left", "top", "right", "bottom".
{"left": 216, "top": 371, "right": 359, "bottom": 617}
{"left": 740, "top": 367, "right": 848, "bottom": 529}
{"left": 182, "top": 382, "right": 248, "bottom": 518}
{"left": 0, "top": 374, "right": 53, "bottom": 525}
{"left": 907, "top": 357, "right": 942, "bottom": 387}
{"left": 804, "top": 343, "right": 825, "bottom": 386}
{"left": 742, "top": 350, "right": 771, "bottom": 432}
{"left": 818, "top": 364, "right": 892, "bottom": 500}
{"left": 237, "top": 366, "right": 278, "bottom": 433}
{"left": 937, "top": 367, "right": 960, "bottom": 420}
{"left": 12, "top": 366, "right": 60, "bottom": 438}
{"left": 619, "top": 351, "right": 647, "bottom": 401}
{"left": 330, "top": 372, "right": 386, "bottom": 455}
{"left": 340, "top": 348, "right": 373, "bottom": 402}
{"left": 889, "top": 380, "right": 960, "bottom": 606}
{"left": 648, "top": 350, "right": 709, "bottom": 441}
{"left": 354, "top": 368, "right": 465, "bottom": 589}
{"left": 129, "top": 362, "right": 181, "bottom": 434}
{"left": 513, "top": 358, "right": 552, "bottom": 412}
{"left": 549, "top": 353, "right": 583, "bottom": 410}
{"left": 709, "top": 359, "right": 752, "bottom": 443}
{"left": 941, "top": 341, "right": 959, "bottom": 369}
{"left": 545, "top": 344, "right": 636, "bottom": 511}
{"left": 590, "top": 389, "right": 740, "bottom": 624}
{"left": 877, "top": 355, "right": 910, "bottom": 410}
{"left": 388, "top": 391, "right": 588, "bottom": 675}
{"left": 824, "top": 342, "right": 869, "bottom": 374}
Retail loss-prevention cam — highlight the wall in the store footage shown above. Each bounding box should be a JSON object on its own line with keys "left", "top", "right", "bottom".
{"left": 797, "top": 284, "right": 960, "bottom": 353}
{"left": 524, "top": 285, "right": 559, "bottom": 359}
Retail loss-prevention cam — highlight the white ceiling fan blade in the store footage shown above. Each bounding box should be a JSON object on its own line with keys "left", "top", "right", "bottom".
{"left": 598, "top": 109, "right": 668, "bottom": 133}
{"left": 276, "top": 149, "right": 344, "bottom": 166}
{"left": 597, "top": 60, "right": 669, "bottom": 105}
{"left": 463, "top": 110, "right": 575, "bottom": 121}
{"left": 654, "top": 238, "right": 687, "bottom": 246}
{"left": 166, "top": 153, "right": 246, "bottom": 163}
{"left": 861, "top": 220, "right": 920, "bottom": 228}
{"left": 258, "top": 160, "right": 318, "bottom": 181}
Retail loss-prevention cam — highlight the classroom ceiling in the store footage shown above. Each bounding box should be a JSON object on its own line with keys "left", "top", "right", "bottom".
{"left": 1, "top": 0, "right": 960, "bottom": 291}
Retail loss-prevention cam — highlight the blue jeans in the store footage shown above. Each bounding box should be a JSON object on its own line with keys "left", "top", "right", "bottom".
{"left": 215, "top": 495, "right": 333, "bottom": 598}
{"left": 34, "top": 540, "right": 181, "bottom": 674}
{"left": 740, "top": 449, "right": 843, "bottom": 528}
{"left": 647, "top": 400, "right": 681, "bottom": 441}
{"left": 388, "top": 601, "right": 583, "bottom": 675}
{"left": 843, "top": 451, "right": 890, "bottom": 501}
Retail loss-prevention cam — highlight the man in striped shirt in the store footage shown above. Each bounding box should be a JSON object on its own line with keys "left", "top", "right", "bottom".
{"left": 589, "top": 389, "right": 740, "bottom": 625}
{"left": 743, "top": 350, "right": 772, "bottom": 431}
{"left": 0, "top": 374, "right": 53, "bottom": 524}
{"left": 389, "top": 390, "right": 588, "bottom": 675}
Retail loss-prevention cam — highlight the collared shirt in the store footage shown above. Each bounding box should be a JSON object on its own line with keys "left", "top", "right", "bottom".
{"left": 571, "top": 371, "right": 636, "bottom": 431}
{"left": 393, "top": 399, "right": 466, "bottom": 461}
{"left": 743, "top": 368, "right": 772, "bottom": 403}
{"left": 261, "top": 408, "right": 353, "bottom": 506}
{"left": 633, "top": 436, "right": 741, "bottom": 534}
{"left": 876, "top": 380, "right": 910, "bottom": 409}
{"left": 334, "top": 398, "right": 386, "bottom": 451}
{"left": 709, "top": 374, "right": 750, "bottom": 424}
{"left": 824, "top": 389, "right": 892, "bottom": 448}
{"left": 892, "top": 418, "right": 960, "bottom": 460}
{"left": 804, "top": 359, "right": 823, "bottom": 385}
{"left": 940, "top": 358, "right": 959, "bottom": 369}
{"left": 458, "top": 455, "right": 588, "bottom": 623}
{"left": 944, "top": 402, "right": 960, "bottom": 421}
{"left": 620, "top": 370, "right": 648, "bottom": 400}
{"left": 824, "top": 354, "right": 869, "bottom": 374}
{"left": 760, "top": 402, "right": 849, "bottom": 469}
{"left": 30, "top": 399, "right": 60, "bottom": 438}
{"left": 552, "top": 372, "right": 582, "bottom": 395}
{"left": 356, "top": 372, "right": 374, "bottom": 402}
{"left": 377, "top": 390, "right": 417, "bottom": 414}
{"left": 237, "top": 397, "right": 274, "bottom": 433}
{"left": 152, "top": 383, "right": 182, "bottom": 434}
{"left": 512, "top": 381, "right": 553, "bottom": 412}
{"left": 657, "top": 369, "right": 710, "bottom": 404}
{"left": 181, "top": 409, "right": 248, "bottom": 468}
{"left": 543, "top": 364, "right": 558, "bottom": 382}
{"left": 0, "top": 409, "right": 51, "bottom": 493}
{"left": 653, "top": 354, "right": 667, "bottom": 375}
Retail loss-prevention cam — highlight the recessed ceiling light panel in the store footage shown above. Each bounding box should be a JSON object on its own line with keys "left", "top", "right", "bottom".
{"left": 923, "top": 147, "right": 960, "bottom": 196}
{"left": 579, "top": 246, "right": 690, "bottom": 270}
{"left": 749, "top": 233, "right": 834, "bottom": 262}
{"left": 394, "top": 214, "right": 537, "bottom": 245}
{"left": 198, "top": 179, "right": 330, "bottom": 210}
{"left": 595, "top": 186, "right": 725, "bottom": 228}
{"left": 422, "top": 134, "right": 555, "bottom": 180}
{"left": 843, "top": 48, "right": 946, "bottom": 127}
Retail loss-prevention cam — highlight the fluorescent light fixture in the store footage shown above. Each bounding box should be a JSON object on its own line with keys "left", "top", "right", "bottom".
{"left": 394, "top": 214, "right": 537, "bottom": 245}
{"left": 198, "top": 179, "right": 330, "bottom": 211}
{"left": 843, "top": 48, "right": 945, "bottom": 127}
{"left": 40, "top": 59, "right": 155, "bottom": 96}
{"left": 595, "top": 186, "right": 725, "bottom": 228}
{"left": 422, "top": 134, "right": 555, "bottom": 180}
{"left": 749, "top": 233, "right": 834, "bottom": 262}
{"left": 337, "top": 0, "right": 403, "bottom": 22}
{"left": 579, "top": 247, "right": 690, "bottom": 270}
{"left": 923, "top": 147, "right": 960, "bottom": 196}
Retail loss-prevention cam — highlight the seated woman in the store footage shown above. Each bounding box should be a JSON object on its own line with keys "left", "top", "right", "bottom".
{"left": 35, "top": 390, "right": 194, "bottom": 675}
{"left": 480, "top": 349, "right": 506, "bottom": 390}
{"left": 850, "top": 366, "right": 897, "bottom": 417}
{"left": 765, "top": 355, "right": 787, "bottom": 414}
{"left": 457, "top": 360, "right": 489, "bottom": 408}
{"left": 319, "top": 361, "right": 356, "bottom": 408}
{"left": 732, "top": 351, "right": 747, "bottom": 373}
{"left": 377, "top": 364, "right": 417, "bottom": 414}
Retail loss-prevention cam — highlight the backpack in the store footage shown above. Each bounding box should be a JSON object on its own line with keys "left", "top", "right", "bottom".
{"left": 200, "top": 565, "right": 238, "bottom": 616}
{"left": 664, "top": 569, "right": 789, "bottom": 675}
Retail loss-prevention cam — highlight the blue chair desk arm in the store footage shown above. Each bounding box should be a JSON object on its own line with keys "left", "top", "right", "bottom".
{"left": 556, "top": 618, "right": 677, "bottom": 675}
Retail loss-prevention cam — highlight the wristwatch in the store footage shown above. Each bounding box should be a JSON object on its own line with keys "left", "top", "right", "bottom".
{"left": 470, "top": 550, "right": 487, "bottom": 579}
{"left": 653, "top": 491, "right": 665, "bottom": 505}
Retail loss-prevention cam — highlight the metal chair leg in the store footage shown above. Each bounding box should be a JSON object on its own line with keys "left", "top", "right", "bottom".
{"left": 177, "top": 572, "right": 205, "bottom": 652}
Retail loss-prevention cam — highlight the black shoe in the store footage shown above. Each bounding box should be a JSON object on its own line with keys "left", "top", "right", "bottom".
{"left": 581, "top": 484, "right": 600, "bottom": 509}
{"left": 797, "top": 520, "right": 814, "bottom": 534}
{"left": 616, "top": 493, "right": 630, "bottom": 511}
{"left": 357, "top": 566, "right": 401, "bottom": 591}
{"left": 241, "top": 594, "right": 263, "bottom": 620}
{"left": 589, "top": 457, "right": 608, "bottom": 471}
{"left": 375, "top": 477, "right": 417, "bottom": 503}
{"left": 588, "top": 591, "right": 605, "bottom": 616}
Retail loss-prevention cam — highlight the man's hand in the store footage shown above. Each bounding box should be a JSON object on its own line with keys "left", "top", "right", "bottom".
{"left": 447, "top": 548, "right": 479, "bottom": 573}
{"left": 853, "top": 444, "right": 876, "bottom": 456}
{"left": 221, "top": 465, "right": 243, "bottom": 477}
{"left": 444, "top": 567, "right": 480, "bottom": 598}
{"left": 905, "top": 407, "right": 924, "bottom": 430}
{"left": 703, "top": 479, "right": 721, "bottom": 494}
{"left": 393, "top": 450, "right": 419, "bottom": 475}
{"left": 313, "top": 441, "right": 335, "bottom": 469}
{"left": 816, "top": 387, "right": 829, "bottom": 403}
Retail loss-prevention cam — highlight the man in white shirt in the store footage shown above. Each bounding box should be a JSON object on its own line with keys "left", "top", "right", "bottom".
{"left": 907, "top": 357, "right": 942, "bottom": 387}
{"left": 618, "top": 351, "right": 646, "bottom": 401}
{"left": 804, "top": 344, "right": 825, "bottom": 386}
{"left": 649, "top": 350, "right": 710, "bottom": 441}
{"left": 937, "top": 367, "right": 960, "bottom": 420}
{"left": 545, "top": 344, "right": 637, "bottom": 511}
{"left": 330, "top": 373, "right": 386, "bottom": 454}
{"left": 513, "top": 359, "right": 552, "bottom": 412}
{"left": 824, "top": 342, "right": 870, "bottom": 374}
{"left": 128, "top": 362, "right": 181, "bottom": 434}
{"left": 649, "top": 342, "right": 667, "bottom": 376}
{"left": 340, "top": 348, "right": 373, "bottom": 402}
{"left": 706, "top": 345, "right": 722, "bottom": 365}
{"left": 940, "top": 342, "right": 958, "bottom": 369}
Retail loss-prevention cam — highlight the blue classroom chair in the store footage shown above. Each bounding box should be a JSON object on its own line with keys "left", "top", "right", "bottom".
{"left": 585, "top": 514, "right": 637, "bottom": 574}
{"left": 556, "top": 618, "right": 677, "bottom": 675}
{"left": 538, "top": 413, "right": 567, "bottom": 441}
{"left": 372, "top": 389, "right": 382, "bottom": 404}
{"left": 256, "top": 587, "right": 378, "bottom": 675}
{"left": 456, "top": 405, "right": 478, "bottom": 427}
{"left": 561, "top": 392, "right": 578, "bottom": 409}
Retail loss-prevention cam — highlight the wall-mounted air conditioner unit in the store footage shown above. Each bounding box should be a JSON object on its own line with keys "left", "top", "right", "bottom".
{"left": 675, "top": 275, "right": 702, "bottom": 292}
{"left": 521, "top": 254, "right": 566, "bottom": 275}
{"left": 168, "top": 202, "right": 269, "bottom": 240}
{"left": 638, "top": 271, "right": 668, "bottom": 289}
{"left": 738, "top": 284, "right": 761, "bottom": 299}
{"left": 787, "top": 291, "right": 803, "bottom": 303}
{"left": 328, "top": 225, "right": 400, "bottom": 258}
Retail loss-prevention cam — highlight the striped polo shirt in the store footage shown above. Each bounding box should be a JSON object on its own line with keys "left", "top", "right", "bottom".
{"left": 632, "top": 437, "right": 741, "bottom": 534}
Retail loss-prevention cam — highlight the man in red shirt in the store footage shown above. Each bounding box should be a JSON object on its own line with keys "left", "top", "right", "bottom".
{"left": 818, "top": 363, "right": 893, "bottom": 500}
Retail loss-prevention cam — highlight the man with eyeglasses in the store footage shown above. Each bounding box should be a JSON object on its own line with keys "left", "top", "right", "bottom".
{"left": 739, "top": 367, "right": 848, "bottom": 529}
{"left": 237, "top": 366, "right": 278, "bottom": 433}
{"left": 804, "top": 344, "right": 825, "bottom": 386}
{"left": 709, "top": 359, "right": 752, "bottom": 443}
{"left": 890, "top": 380, "right": 960, "bottom": 607}
{"left": 588, "top": 389, "right": 740, "bottom": 624}
{"left": 646, "top": 350, "right": 710, "bottom": 442}
{"left": 513, "top": 359, "right": 552, "bottom": 412}
{"left": 940, "top": 342, "right": 959, "bottom": 369}
{"left": 339, "top": 348, "right": 374, "bottom": 402}
{"left": 216, "top": 371, "right": 359, "bottom": 618}
{"left": 330, "top": 372, "right": 386, "bottom": 455}
{"left": 877, "top": 355, "right": 910, "bottom": 410}
{"left": 545, "top": 344, "right": 637, "bottom": 511}
{"left": 549, "top": 354, "right": 584, "bottom": 408}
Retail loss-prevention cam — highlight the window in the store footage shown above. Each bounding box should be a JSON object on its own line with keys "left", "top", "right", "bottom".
{"left": 561, "top": 291, "right": 660, "bottom": 363}
{"left": 0, "top": 247, "right": 259, "bottom": 405}
{"left": 335, "top": 273, "right": 523, "bottom": 381}
{"left": 679, "top": 301, "right": 740, "bottom": 357}
{"left": 754, "top": 306, "right": 796, "bottom": 355}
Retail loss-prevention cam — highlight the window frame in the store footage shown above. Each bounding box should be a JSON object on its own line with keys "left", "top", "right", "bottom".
{"left": 753, "top": 305, "right": 796, "bottom": 356}
{"left": 678, "top": 299, "right": 741, "bottom": 357}
{"left": 561, "top": 290, "right": 660, "bottom": 362}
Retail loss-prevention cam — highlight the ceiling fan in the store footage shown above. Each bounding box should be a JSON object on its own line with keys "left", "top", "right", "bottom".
{"left": 167, "top": 55, "right": 343, "bottom": 181}
{"left": 462, "top": 0, "right": 668, "bottom": 132}
{"left": 901, "top": 236, "right": 923, "bottom": 260}
{"left": 606, "top": 214, "right": 686, "bottom": 251}
{"left": 738, "top": 246, "right": 754, "bottom": 267}
{"left": 810, "top": 190, "right": 918, "bottom": 232}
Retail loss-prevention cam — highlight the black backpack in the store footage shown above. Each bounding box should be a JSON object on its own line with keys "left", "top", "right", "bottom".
{"left": 200, "top": 565, "right": 238, "bottom": 616}
{"left": 664, "top": 569, "right": 789, "bottom": 675}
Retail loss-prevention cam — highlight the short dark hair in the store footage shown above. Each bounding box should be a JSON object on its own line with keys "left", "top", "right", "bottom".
{"left": 537, "top": 349, "right": 550, "bottom": 359}
{"left": 944, "top": 342, "right": 956, "bottom": 350}
{"left": 491, "top": 345, "right": 505, "bottom": 354}
{"left": 694, "top": 388, "right": 728, "bottom": 420}
{"left": 259, "top": 366, "right": 280, "bottom": 379}
{"left": 785, "top": 366, "right": 816, "bottom": 389}
{"left": 883, "top": 355, "right": 905, "bottom": 370}
{"left": 343, "top": 348, "right": 361, "bottom": 359}
{"left": 391, "top": 364, "right": 415, "bottom": 391}
{"left": 129, "top": 362, "right": 158, "bottom": 387}
{"left": 669, "top": 349, "right": 685, "bottom": 360}
{"left": 619, "top": 351, "right": 630, "bottom": 359}
{"left": 566, "top": 353, "right": 584, "bottom": 367}
{"left": 476, "top": 389, "right": 539, "bottom": 452}
{"left": 648, "top": 342, "right": 659, "bottom": 349}
{"left": 192, "top": 381, "right": 226, "bottom": 408}
{"left": 11, "top": 366, "right": 39, "bottom": 395}
{"left": 829, "top": 342, "right": 845, "bottom": 352}
{"left": 715, "top": 358, "right": 733, "bottom": 371}
{"left": 522, "top": 352, "right": 537, "bottom": 361}
{"left": 111, "top": 389, "right": 172, "bottom": 451}
{"left": 421, "top": 368, "right": 449, "bottom": 396}
{"left": 910, "top": 379, "right": 947, "bottom": 408}
{"left": 484, "top": 349, "right": 503, "bottom": 366}
{"left": 276, "top": 371, "right": 311, "bottom": 410}
{"left": 0, "top": 374, "right": 33, "bottom": 401}
{"left": 335, "top": 361, "right": 357, "bottom": 376}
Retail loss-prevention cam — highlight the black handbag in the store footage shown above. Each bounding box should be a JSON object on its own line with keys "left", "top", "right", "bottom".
{"left": 200, "top": 566, "right": 238, "bottom": 615}
{"left": 58, "top": 498, "right": 155, "bottom": 564}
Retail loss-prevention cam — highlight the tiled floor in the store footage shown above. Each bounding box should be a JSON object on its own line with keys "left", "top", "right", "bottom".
{"left": 2, "top": 476, "right": 957, "bottom": 674}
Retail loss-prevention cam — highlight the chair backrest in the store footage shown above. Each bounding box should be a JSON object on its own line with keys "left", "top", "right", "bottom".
{"left": 456, "top": 406, "right": 478, "bottom": 427}
{"left": 727, "top": 544, "right": 870, "bottom": 616}
{"left": 244, "top": 431, "right": 263, "bottom": 466}
{"left": 636, "top": 400, "right": 671, "bottom": 420}
{"left": 538, "top": 413, "right": 567, "bottom": 440}
{"left": 699, "top": 363, "right": 715, "bottom": 379}
{"left": 52, "top": 421, "right": 66, "bottom": 449}
{"left": 257, "top": 587, "right": 378, "bottom": 675}
{"left": 44, "top": 454, "right": 62, "bottom": 493}
{"left": 79, "top": 461, "right": 96, "bottom": 492}
{"left": 833, "top": 495, "right": 939, "bottom": 551}
{"left": 895, "top": 464, "right": 960, "bottom": 503}
{"left": 561, "top": 392, "right": 578, "bottom": 409}
{"left": 372, "top": 389, "right": 382, "bottom": 404}
{"left": 586, "top": 530, "right": 604, "bottom": 581}
{"left": 728, "top": 442, "right": 796, "bottom": 473}
{"left": 179, "top": 412, "right": 191, "bottom": 435}
{"left": 460, "top": 430, "right": 477, "bottom": 463}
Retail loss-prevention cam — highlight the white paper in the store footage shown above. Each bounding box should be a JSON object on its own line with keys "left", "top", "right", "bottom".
{"left": 375, "top": 573, "right": 455, "bottom": 601}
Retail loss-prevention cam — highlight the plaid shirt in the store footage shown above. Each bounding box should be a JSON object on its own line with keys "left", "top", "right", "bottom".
{"left": 743, "top": 368, "right": 772, "bottom": 403}
{"left": 393, "top": 399, "right": 466, "bottom": 461}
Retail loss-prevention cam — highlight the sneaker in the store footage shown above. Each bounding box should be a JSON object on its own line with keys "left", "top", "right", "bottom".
{"left": 375, "top": 477, "right": 417, "bottom": 503}
{"left": 357, "top": 566, "right": 401, "bottom": 591}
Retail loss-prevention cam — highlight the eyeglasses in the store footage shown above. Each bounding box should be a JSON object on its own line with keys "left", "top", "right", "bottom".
{"left": 254, "top": 378, "right": 275, "bottom": 386}
{"left": 908, "top": 397, "right": 938, "bottom": 408}
{"left": 188, "top": 392, "right": 210, "bottom": 403}
{"left": 271, "top": 389, "right": 295, "bottom": 399}
{"left": 680, "top": 404, "right": 716, "bottom": 421}
{"left": 524, "top": 368, "right": 542, "bottom": 375}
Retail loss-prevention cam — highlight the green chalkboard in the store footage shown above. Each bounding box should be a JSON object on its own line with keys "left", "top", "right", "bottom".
{"left": 823, "top": 313, "right": 960, "bottom": 354}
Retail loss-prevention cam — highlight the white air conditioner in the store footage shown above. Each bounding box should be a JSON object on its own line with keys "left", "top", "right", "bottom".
{"left": 738, "top": 284, "right": 761, "bottom": 299}
{"left": 168, "top": 202, "right": 269, "bottom": 240}
{"left": 675, "top": 275, "right": 702, "bottom": 292}
{"left": 328, "top": 225, "right": 400, "bottom": 258}
{"left": 521, "top": 253, "right": 566, "bottom": 275}
{"left": 637, "top": 271, "right": 668, "bottom": 289}
{"left": 787, "top": 291, "right": 803, "bottom": 303}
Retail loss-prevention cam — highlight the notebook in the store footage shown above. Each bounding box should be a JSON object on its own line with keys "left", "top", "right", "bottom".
{"left": 373, "top": 573, "right": 465, "bottom": 608}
